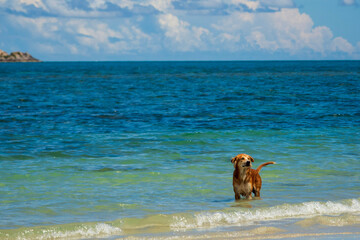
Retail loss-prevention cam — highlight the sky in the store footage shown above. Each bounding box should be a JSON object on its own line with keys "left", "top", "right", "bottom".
{"left": 0, "top": 0, "right": 359, "bottom": 61}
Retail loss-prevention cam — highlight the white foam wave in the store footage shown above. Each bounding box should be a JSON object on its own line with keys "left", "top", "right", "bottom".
{"left": 3, "top": 223, "right": 122, "bottom": 240}
{"left": 3, "top": 199, "right": 359, "bottom": 239}
{"left": 171, "top": 198, "right": 360, "bottom": 230}
{"left": 41, "top": 223, "right": 121, "bottom": 240}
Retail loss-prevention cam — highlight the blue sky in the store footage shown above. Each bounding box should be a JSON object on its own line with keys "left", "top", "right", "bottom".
{"left": 0, "top": 0, "right": 359, "bottom": 61}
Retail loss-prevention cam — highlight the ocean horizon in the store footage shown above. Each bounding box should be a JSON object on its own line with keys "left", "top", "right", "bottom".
{"left": 4, "top": 59, "right": 360, "bottom": 62}
{"left": 0, "top": 60, "right": 359, "bottom": 239}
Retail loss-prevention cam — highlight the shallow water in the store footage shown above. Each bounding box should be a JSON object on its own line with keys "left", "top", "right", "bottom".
{"left": 0, "top": 61, "right": 359, "bottom": 239}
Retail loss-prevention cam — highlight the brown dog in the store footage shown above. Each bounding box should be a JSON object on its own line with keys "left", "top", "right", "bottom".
{"left": 231, "top": 153, "right": 275, "bottom": 200}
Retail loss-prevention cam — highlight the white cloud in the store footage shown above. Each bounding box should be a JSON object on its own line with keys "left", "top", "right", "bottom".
{"left": 158, "top": 13, "right": 210, "bottom": 51}
{"left": 1, "top": 0, "right": 357, "bottom": 59}
{"left": 201, "top": 31, "right": 241, "bottom": 52}
{"left": 231, "top": 0, "right": 260, "bottom": 10}
{"left": 19, "top": 0, "right": 46, "bottom": 8}
{"left": 1, "top": 0, "right": 160, "bottom": 18}
{"left": 66, "top": 19, "right": 152, "bottom": 53}
{"left": 148, "top": 0, "right": 173, "bottom": 12}
{"left": 3, "top": 0, "right": 46, "bottom": 13}
{"left": 342, "top": 0, "right": 357, "bottom": 5}
{"left": 212, "top": 8, "right": 355, "bottom": 56}
{"left": 66, "top": 20, "right": 117, "bottom": 51}
{"left": 246, "top": 31, "right": 278, "bottom": 51}
{"left": 212, "top": 12, "right": 254, "bottom": 32}
{"left": 331, "top": 37, "right": 355, "bottom": 54}
{"left": 87, "top": 0, "right": 140, "bottom": 10}
{"left": 231, "top": 0, "right": 294, "bottom": 11}
{"left": 87, "top": 0, "right": 108, "bottom": 9}
{"left": 11, "top": 16, "right": 59, "bottom": 39}
{"left": 259, "top": 0, "right": 294, "bottom": 8}
{"left": 65, "top": 19, "right": 151, "bottom": 52}
{"left": 9, "top": 13, "right": 153, "bottom": 54}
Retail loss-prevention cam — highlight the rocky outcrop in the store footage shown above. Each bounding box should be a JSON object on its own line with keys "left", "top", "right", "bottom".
{"left": 0, "top": 49, "right": 41, "bottom": 62}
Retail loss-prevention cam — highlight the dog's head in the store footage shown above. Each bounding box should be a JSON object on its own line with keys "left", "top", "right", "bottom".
{"left": 231, "top": 153, "right": 254, "bottom": 169}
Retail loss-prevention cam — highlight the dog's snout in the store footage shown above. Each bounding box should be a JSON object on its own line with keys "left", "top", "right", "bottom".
{"left": 245, "top": 161, "right": 251, "bottom": 166}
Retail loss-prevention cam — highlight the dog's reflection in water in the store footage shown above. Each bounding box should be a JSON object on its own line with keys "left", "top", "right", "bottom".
{"left": 230, "top": 200, "right": 254, "bottom": 208}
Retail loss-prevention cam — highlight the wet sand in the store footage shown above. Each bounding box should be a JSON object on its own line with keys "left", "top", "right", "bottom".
{"left": 120, "top": 228, "right": 360, "bottom": 240}
{"left": 119, "top": 214, "right": 360, "bottom": 240}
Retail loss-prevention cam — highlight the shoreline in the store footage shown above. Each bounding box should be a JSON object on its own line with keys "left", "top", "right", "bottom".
{"left": 1, "top": 216, "right": 359, "bottom": 240}
{"left": 150, "top": 231, "right": 360, "bottom": 240}
{"left": 119, "top": 214, "right": 360, "bottom": 240}
{"left": 1, "top": 199, "right": 359, "bottom": 240}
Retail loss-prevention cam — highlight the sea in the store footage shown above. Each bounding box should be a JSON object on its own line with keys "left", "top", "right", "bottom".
{"left": 0, "top": 61, "right": 359, "bottom": 239}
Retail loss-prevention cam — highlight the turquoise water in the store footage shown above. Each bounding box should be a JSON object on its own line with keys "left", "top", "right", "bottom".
{"left": 0, "top": 61, "right": 359, "bottom": 239}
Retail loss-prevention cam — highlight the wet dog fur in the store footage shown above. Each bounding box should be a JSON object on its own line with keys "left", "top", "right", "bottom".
{"left": 231, "top": 153, "right": 275, "bottom": 200}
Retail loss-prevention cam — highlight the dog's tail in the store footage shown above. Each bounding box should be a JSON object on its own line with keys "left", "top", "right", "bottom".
{"left": 256, "top": 161, "right": 276, "bottom": 172}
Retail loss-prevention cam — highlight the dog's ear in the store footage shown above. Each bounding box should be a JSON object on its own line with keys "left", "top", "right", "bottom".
{"left": 231, "top": 157, "right": 237, "bottom": 168}
{"left": 249, "top": 156, "right": 254, "bottom": 162}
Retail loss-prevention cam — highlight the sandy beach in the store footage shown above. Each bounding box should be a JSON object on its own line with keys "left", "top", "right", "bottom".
{"left": 118, "top": 214, "right": 360, "bottom": 240}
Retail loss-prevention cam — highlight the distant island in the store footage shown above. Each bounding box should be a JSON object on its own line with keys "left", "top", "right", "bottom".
{"left": 0, "top": 49, "right": 41, "bottom": 62}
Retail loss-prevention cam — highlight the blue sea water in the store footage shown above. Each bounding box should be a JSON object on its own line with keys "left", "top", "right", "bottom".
{"left": 0, "top": 61, "right": 359, "bottom": 239}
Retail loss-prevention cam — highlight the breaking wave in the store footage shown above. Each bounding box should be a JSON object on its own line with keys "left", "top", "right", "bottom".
{"left": 1, "top": 198, "right": 359, "bottom": 239}
{"left": 170, "top": 198, "right": 360, "bottom": 230}
{"left": 0, "top": 223, "right": 121, "bottom": 240}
